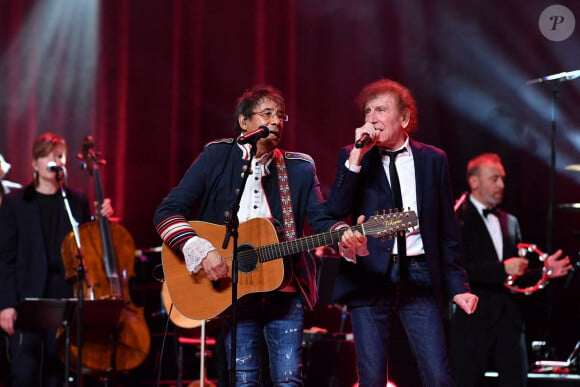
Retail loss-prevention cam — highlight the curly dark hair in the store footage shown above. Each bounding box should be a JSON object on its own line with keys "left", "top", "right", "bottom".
{"left": 233, "top": 85, "right": 285, "bottom": 135}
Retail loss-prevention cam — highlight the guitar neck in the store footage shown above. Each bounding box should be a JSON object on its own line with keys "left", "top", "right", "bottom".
{"left": 256, "top": 224, "right": 362, "bottom": 263}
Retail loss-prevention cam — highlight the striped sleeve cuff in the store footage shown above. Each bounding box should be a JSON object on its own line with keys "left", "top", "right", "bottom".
{"left": 155, "top": 215, "right": 197, "bottom": 252}
{"left": 330, "top": 221, "right": 349, "bottom": 231}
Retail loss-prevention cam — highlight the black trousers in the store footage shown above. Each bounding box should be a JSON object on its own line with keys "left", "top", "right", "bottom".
{"left": 8, "top": 329, "right": 64, "bottom": 387}
{"left": 452, "top": 307, "right": 528, "bottom": 387}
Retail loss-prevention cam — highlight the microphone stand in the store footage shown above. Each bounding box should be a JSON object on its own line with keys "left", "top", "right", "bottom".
{"left": 222, "top": 139, "right": 257, "bottom": 386}
{"left": 526, "top": 69, "right": 580, "bottom": 250}
{"left": 526, "top": 70, "right": 580, "bottom": 362}
{"left": 546, "top": 80, "right": 559, "bottom": 253}
{"left": 526, "top": 80, "right": 560, "bottom": 364}
{"left": 57, "top": 171, "right": 91, "bottom": 387}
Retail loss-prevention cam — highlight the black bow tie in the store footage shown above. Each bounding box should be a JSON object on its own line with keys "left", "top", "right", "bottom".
{"left": 482, "top": 207, "right": 499, "bottom": 218}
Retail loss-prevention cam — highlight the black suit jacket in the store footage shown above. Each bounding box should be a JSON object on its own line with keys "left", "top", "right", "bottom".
{"left": 327, "top": 139, "right": 470, "bottom": 309}
{"left": 455, "top": 198, "right": 523, "bottom": 325}
{"left": 0, "top": 184, "right": 91, "bottom": 310}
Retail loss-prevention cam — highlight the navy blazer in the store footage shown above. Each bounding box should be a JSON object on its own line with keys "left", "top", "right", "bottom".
{"left": 327, "top": 139, "right": 470, "bottom": 308}
{"left": 154, "top": 139, "right": 343, "bottom": 309}
{"left": 0, "top": 184, "right": 91, "bottom": 310}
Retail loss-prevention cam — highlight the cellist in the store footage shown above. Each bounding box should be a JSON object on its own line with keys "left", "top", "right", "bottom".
{"left": 0, "top": 132, "right": 113, "bottom": 387}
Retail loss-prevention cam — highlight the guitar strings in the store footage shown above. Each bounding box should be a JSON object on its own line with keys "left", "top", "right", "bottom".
{"left": 218, "top": 215, "right": 415, "bottom": 270}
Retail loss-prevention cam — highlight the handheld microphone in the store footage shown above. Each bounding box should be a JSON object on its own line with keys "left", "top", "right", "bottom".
{"left": 355, "top": 133, "right": 371, "bottom": 149}
{"left": 238, "top": 126, "right": 270, "bottom": 145}
{"left": 47, "top": 161, "right": 65, "bottom": 173}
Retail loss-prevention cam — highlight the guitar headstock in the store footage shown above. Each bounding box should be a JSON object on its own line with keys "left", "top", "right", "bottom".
{"left": 363, "top": 210, "right": 418, "bottom": 239}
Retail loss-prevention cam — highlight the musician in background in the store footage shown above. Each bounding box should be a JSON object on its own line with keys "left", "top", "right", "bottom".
{"left": 0, "top": 133, "right": 113, "bottom": 387}
{"left": 453, "top": 152, "right": 571, "bottom": 387}
{"left": 153, "top": 85, "right": 365, "bottom": 386}
{"left": 0, "top": 153, "right": 20, "bottom": 387}
{"left": 0, "top": 153, "right": 22, "bottom": 206}
{"left": 326, "top": 78, "right": 478, "bottom": 387}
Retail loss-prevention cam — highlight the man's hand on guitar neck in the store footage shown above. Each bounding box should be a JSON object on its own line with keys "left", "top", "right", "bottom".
{"left": 202, "top": 250, "right": 229, "bottom": 281}
{"left": 338, "top": 215, "right": 369, "bottom": 263}
{"left": 340, "top": 215, "right": 367, "bottom": 247}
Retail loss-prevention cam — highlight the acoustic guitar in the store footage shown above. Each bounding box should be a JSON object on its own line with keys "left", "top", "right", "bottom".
{"left": 162, "top": 211, "right": 418, "bottom": 320}
{"left": 161, "top": 281, "right": 203, "bottom": 329}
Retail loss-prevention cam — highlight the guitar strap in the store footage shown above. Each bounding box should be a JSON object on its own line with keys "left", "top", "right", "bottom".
{"left": 273, "top": 149, "right": 297, "bottom": 241}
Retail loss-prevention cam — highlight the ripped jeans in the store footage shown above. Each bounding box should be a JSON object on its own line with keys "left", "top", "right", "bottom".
{"left": 223, "top": 291, "right": 304, "bottom": 386}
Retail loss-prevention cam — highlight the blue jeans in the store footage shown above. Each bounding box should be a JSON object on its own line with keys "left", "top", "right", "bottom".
{"left": 349, "top": 258, "right": 453, "bottom": 387}
{"left": 223, "top": 292, "right": 304, "bottom": 386}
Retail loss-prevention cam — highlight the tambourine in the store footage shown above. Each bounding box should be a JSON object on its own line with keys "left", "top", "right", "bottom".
{"left": 504, "top": 243, "right": 552, "bottom": 295}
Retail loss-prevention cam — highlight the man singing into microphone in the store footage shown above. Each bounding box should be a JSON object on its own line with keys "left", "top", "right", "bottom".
{"left": 153, "top": 85, "right": 365, "bottom": 386}
{"left": 0, "top": 132, "right": 114, "bottom": 386}
{"left": 326, "top": 78, "right": 478, "bottom": 387}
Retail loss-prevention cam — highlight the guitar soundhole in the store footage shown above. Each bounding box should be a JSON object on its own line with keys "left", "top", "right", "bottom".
{"left": 237, "top": 243, "right": 258, "bottom": 273}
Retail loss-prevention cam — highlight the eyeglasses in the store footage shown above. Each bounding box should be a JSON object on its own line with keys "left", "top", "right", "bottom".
{"left": 251, "top": 110, "right": 288, "bottom": 122}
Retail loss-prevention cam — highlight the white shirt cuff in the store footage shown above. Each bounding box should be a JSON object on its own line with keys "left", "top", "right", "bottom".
{"left": 345, "top": 159, "right": 361, "bottom": 173}
{"left": 182, "top": 236, "right": 217, "bottom": 273}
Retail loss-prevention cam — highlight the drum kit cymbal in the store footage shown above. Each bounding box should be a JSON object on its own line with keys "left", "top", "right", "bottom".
{"left": 558, "top": 164, "right": 580, "bottom": 212}
{"left": 557, "top": 203, "right": 580, "bottom": 211}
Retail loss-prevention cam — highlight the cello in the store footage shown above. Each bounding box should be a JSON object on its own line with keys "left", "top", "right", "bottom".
{"left": 59, "top": 136, "right": 150, "bottom": 373}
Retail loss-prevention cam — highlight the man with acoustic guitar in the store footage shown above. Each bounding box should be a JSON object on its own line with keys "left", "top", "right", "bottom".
{"left": 154, "top": 85, "right": 367, "bottom": 386}
{"left": 0, "top": 133, "right": 114, "bottom": 387}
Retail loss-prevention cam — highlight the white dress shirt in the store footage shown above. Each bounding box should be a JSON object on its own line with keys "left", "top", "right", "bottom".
{"left": 470, "top": 196, "right": 503, "bottom": 260}
{"left": 380, "top": 138, "right": 424, "bottom": 256}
